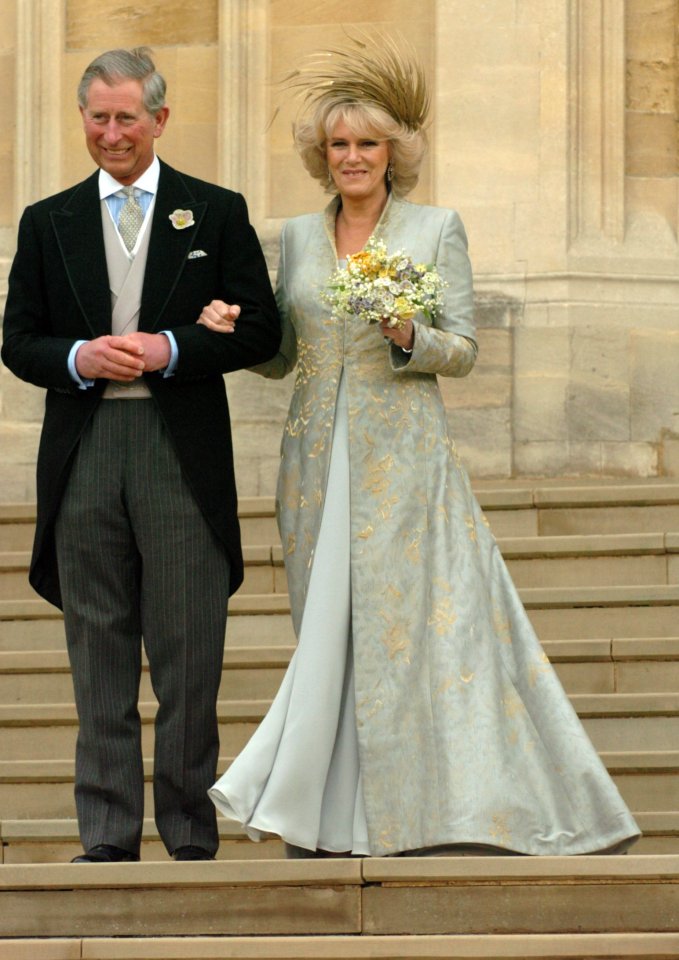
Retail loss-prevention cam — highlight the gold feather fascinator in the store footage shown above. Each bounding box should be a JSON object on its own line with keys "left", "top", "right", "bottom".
{"left": 281, "top": 33, "right": 430, "bottom": 133}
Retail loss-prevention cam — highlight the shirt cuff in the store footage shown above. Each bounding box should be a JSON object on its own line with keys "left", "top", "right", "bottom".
{"left": 68, "top": 341, "right": 95, "bottom": 389}
{"left": 160, "top": 330, "right": 178, "bottom": 378}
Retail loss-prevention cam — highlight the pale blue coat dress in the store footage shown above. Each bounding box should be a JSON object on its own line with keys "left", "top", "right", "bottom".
{"left": 209, "top": 195, "right": 640, "bottom": 857}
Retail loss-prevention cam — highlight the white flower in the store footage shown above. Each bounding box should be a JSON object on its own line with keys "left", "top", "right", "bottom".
{"left": 321, "top": 235, "right": 446, "bottom": 328}
{"left": 169, "top": 209, "right": 195, "bottom": 230}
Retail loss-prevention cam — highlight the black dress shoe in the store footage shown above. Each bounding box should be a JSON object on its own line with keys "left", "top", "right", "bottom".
{"left": 71, "top": 844, "right": 139, "bottom": 863}
{"left": 172, "top": 845, "right": 215, "bottom": 861}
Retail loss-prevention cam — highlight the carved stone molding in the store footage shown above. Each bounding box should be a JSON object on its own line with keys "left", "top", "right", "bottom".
{"left": 568, "top": 0, "right": 626, "bottom": 247}
{"left": 15, "top": 0, "right": 64, "bottom": 219}
{"left": 218, "top": 0, "right": 272, "bottom": 236}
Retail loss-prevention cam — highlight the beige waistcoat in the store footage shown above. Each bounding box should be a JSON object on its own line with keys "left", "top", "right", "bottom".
{"left": 101, "top": 198, "right": 154, "bottom": 400}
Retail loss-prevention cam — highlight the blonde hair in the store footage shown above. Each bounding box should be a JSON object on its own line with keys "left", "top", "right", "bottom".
{"left": 294, "top": 99, "right": 427, "bottom": 197}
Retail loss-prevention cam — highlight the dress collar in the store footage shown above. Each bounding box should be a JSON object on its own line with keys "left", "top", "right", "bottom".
{"left": 323, "top": 192, "right": 397, "bottom": 262}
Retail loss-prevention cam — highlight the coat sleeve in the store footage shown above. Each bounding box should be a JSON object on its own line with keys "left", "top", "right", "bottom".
{"left": 390, "top": 208, "right": 477, "bottom": 379}
{"left": 167, "top": 192, "right": 281, "bottom": 378}
{"left": 249, "top": 219, "right": 297, "bottom": 380}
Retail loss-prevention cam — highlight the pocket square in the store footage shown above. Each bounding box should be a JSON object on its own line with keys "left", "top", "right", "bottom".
{"left": 188, "top": 249, "right": 208, "bottom": 260}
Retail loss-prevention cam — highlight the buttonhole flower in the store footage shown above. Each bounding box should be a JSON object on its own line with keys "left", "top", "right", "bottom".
{"left": 169, "top": 209, "right": 195, "bottom": 230}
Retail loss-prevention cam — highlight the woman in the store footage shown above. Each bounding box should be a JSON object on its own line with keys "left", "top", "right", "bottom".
{"left": 204, "top": 38, "right": 639, "bottom": 858}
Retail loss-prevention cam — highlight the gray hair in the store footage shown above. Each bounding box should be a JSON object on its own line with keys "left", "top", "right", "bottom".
{"left": 78, "top": 47, "right": 166, "bottom": 115}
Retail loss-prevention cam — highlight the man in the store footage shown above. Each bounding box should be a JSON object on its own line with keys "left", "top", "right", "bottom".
{"left": 1, "top": 48, "right": 280, "bottom": 862}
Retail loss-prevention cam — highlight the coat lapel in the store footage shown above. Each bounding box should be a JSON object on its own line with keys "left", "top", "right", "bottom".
{"left": 140, "top": 162, "right": 207, "bottom": 332}
{"left": 49, "top": 171, "right": 112, "bottom": 339}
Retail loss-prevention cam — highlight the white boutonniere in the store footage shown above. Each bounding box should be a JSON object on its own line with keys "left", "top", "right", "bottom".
{"left": 169, "top": 209, "right": 195, "bottom": 230}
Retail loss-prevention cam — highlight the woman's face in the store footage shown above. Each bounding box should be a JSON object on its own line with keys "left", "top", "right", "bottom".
{"left": 325, "top": 119, "right": 390, "bottom": 203}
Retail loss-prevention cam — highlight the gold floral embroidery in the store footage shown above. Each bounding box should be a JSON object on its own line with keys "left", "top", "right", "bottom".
{"left": 286, "top": 533, "right": 296, "bottom": 556}
{"left": 493, "top": 604, "right": 512, "bottom": 644}
{"left": 490, "top": 814, "right": 512, "bottom": 845}
{"left": 379, "top": 614, "right": 411, "bottom": 661}
{"left": 435, "top": 675, "right": 456, "bottom": 698}
{"left": 404, "top": 529, "right": 423, "bottom": 564}
{"left": 364, "top": 454, "right": 395, "bottom": 495}
{"left": 378, "top": 496, "right": 399, "bottom": 521}
{"left": 502, "top": 693, "right": 526, "bottom": 718}
{"left": 427, "top": 596, "right": 457, "bottom": 635}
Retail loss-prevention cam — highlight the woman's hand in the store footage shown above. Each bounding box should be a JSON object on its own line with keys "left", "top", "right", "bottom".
{"left": 379, "top": 317, "right": 414, "bottom": 351}
{"left": 197, "top": 300, "right": 241, "bottom": 333}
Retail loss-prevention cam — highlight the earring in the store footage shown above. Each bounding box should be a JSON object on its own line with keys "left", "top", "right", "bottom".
{"left": 387, "top": 162, "right": 394, "bottom": 182}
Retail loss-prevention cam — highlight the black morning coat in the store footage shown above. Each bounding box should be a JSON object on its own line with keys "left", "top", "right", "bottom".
{"left": 1, "top": 160, "right": 282, "bottom": 608}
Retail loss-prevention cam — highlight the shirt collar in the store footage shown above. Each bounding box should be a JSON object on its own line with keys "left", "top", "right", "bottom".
{"left": 98, "top": 155, "right": 161, "bottom": 200}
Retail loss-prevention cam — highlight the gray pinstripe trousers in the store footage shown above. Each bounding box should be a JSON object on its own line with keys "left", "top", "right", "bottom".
{"left": 54, "top": 399, "right": 231, "bottom": 856}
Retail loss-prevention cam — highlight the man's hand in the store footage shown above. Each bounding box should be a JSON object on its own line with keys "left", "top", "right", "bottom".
{"left": 75, "top": 333, "right": 171, "bottom": 380}
{"left": 75, "top": 335, "right": 146, "bottom": 381}
{"left": 197, "top": 300, "right": 240, "bottom": 333}
{"left": 125, "top": 332, "right": 171, "bottom": 373}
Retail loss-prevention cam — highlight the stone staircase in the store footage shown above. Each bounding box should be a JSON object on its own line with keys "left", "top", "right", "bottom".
{"left": 1, "top": 482, "right": 679, "bottom": 958}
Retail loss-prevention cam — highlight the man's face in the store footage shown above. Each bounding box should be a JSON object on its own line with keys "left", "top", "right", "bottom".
{"left": 80, "top": 77, "right": 169, "bottom": 185}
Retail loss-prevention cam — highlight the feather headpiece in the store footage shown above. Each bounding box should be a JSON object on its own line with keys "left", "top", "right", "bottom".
{"left": 282, "top": 34, "right": 430, "bottom": 133}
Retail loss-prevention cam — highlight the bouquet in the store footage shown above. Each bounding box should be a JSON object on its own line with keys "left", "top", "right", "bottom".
{"left": 322, "top": 236, "right": 446, "bottom": 330}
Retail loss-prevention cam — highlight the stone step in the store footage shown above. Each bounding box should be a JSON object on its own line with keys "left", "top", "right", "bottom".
{"left": 0, "top": 694, "right": 678, "bottom": 761}
{"left": 3, "top": 482, "right": 679, "bottom": 549}
{"left": 0, "top": 546, "right": 287, "bottom": 600}
{"left": 1, "top": 750, "right": 676, "bottom": 822}
{"left": 1, "top": 856, "right": 678, "bottom": 938}
{"left": 0, "top": 816, "right": 283, "bottom": 864}
{"left": 3, "top": 584, "right": 679, "bottom": 647}
{"left": 4, "top": 532, "right": 679, "bottom": 599}
{"left": 0, "top": 646, "right": 293, "bottom": 705}
{"left": 1, "top": 809, "right": 676, "bottom": 864}
{"left": 0, "top": 611, "right": 296, "bottom": 652}
{"left": 2, "top": 638, "right": 679, "bottom": 706}
{"left": 3, "top": 932, "right": 679, "bottom": 960}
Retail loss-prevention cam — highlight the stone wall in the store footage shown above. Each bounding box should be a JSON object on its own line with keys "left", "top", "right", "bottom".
{"left": 1, "top": 0, "right": 679, "bottom": 501}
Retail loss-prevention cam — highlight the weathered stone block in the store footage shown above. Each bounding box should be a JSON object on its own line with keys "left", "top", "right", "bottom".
{"left": 0, "top": 465, "right": 36, "bottom": 503}
{"left": 626, "top": 175, "right": 679, "bottom": 235}
{"left": 662, "top": 435, "right": 679, "bottom": 477}
{"left": 626, "top": 58, "right": 675, "bottom": 112}
{"left": 514, "top": 375, "right": 568, "bottom": 442}
{"left": 452, "top": 407, "right": 512, "bottom": 478}
{"left": 65, "top": 0, "right": 218, "bottom": 49}
{"left": 228, "top": 369, "right": 293, "bottom": 423}
{"left": 626, "top": 112, "right": 677, "bottom": 177}
{"left": 626, "top": 0, "right": 677, "bottom": 60}
{"left": 474, "top": 293, "right": 523, "bottom": 330}
{"left": 0, "top": 374, "right": 45, "bottom": 424}
{"left": 0, "top": 423, "right": 41, "bottom": 465}
{"left": 270, "top": 0, "right": 432, "bottom": 26}
{"left": 514, "top": 327, "right": 569, "bottom": 376}
{"left": 567, "top": 376, "right": 630, "bottom": 441}
{"left": 630, "top": 329, "right": 679, "bottom": 441}
{"left": 601, "top": 441, "right": 658, "bottom": 477}
{"left": 514, "top": 441, "right": 602, "bottom": 477}
{"left": 475, "top": 328, "right": 512, "bottom": 367}
{"left": 441, "top": 371, "right": 511, "bottom": 411}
